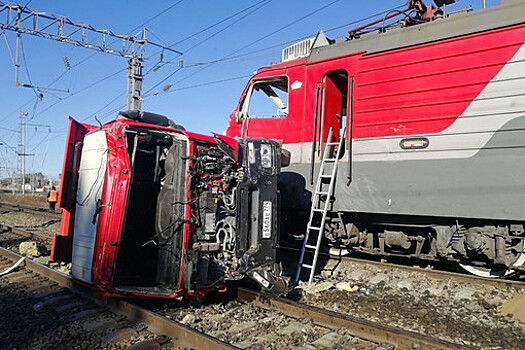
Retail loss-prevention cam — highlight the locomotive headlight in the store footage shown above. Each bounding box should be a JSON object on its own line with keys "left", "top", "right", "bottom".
{"left": 260, "top": 143, "right": 272, "bottom": 168}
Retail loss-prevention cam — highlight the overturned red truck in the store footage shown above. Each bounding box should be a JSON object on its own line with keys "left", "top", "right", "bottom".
{"left": 51, "top": 111, "right": 288, "bottom": 298}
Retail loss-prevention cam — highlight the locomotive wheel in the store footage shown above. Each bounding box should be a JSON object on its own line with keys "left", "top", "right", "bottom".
{"left": 460, "top": 243, "right": 525, "bottom": 278}
{"left": 459, "top": 263, "right": 518, "bottom": 278}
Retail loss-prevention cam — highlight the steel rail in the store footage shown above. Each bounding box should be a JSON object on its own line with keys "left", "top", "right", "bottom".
{"left": 279, "top": 245, "right": 525, "bottom": 290}
{"left": 0, "top": 201, "right": 62, "bottom": 217}
{"left": 237, "top": 287, "right": 471, "bottom": 350}
{"left": 0, "top": 247, "right": 236, "bottom": 350}
{"left": 0, "top": 223, "right": 53, "bottom": 242}
{"left": 334, "top": 253, "right": 525, "bottom": 290}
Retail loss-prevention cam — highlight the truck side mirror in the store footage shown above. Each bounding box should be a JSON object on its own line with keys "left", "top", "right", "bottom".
{"left": 281, "top": 149, "right": 291, "bottom": 168}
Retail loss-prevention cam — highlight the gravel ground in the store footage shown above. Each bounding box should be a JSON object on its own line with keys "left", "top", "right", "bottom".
{"left": 0, "top": 193, "right": 60, "bottom": 236}
{"left": 295, "top": 259, "right": 525, "bottom": 349}
{"left": 0, "top": 269, "right": 170, "bottom": 350}
{"left": 150, "top": 294, "right": 380, "bottom": 350}
{"left": 0, "top": 211, "right": 60, "bottom": 235}
{"left": 2, "top": 193, "right": 524, "bottom": 348}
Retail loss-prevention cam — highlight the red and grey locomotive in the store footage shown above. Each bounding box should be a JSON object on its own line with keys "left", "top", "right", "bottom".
{"left": 225, "top": 0, "right": 525, "bottom": 277}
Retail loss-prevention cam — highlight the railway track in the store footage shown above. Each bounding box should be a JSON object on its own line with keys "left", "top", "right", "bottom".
{"left": 0, "top": 223, "right": 53, "bottom": 244}
{"left": 3, "top": 218, "right": 525, "bottom": 292}
{"left": 0, "top": 201, "right": 61, "bottom": 219}
{"left": 3, "top": 219, "right": 525, "bottom": 292}
{"left": 2, "top": 220, "right": 524, "bottom": 348}
{"left": 236, "top": 287, "right": 469, "bottom": 350}
{"left": 0, "top": 224, "right": 473, "bottom": 349}
{"left": 0, "top": 247, "right": 234, "bottom": 349}
{"left": 280, "top": 245, "right": 525, "bottom": 291}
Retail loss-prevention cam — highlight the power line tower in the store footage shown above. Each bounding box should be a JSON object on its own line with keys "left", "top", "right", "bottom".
{"left": 0, "top": 1, "right": 181, "bottom": 111}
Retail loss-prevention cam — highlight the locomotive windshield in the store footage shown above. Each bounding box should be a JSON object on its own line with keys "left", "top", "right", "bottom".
{"left": 241, "top": 77, "right": 289, "bottom": 119}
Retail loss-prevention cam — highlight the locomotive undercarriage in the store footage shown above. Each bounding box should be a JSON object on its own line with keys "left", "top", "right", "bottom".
{"left": 324, "top": 213, "right": 525, "bottom": 277}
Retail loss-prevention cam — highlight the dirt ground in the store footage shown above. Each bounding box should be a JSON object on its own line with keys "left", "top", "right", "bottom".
{"left": 0, "top": 193, "right": 49, "bottom": 208}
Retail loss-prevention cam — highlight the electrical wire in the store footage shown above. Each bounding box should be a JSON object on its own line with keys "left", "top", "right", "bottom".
{"left": 0, "top": 96, "right": 38, "bottom": 124}
{"left": 176, "top": 0, "right": 272, "bottom": 54}
{"left": 141, "top": 0, "right": 272, "bottom": 97}
{"left": 157, "top": 2, "right": 407, "bottom": 70}
{"left": 30, "top": 1, "right": 270, "bottom": 125}
{"left": 34, "top": 68, "right": 126, "bottom": 118}
{"left": 145, "top": 0, "right": 342, "bottom": 100}
{"left": 83, "top": 92, "right": 127, "bottom": 122}
{"left": 44, "top": 0, "right": 187, "bottom": 89}
{"left": 144, "top": 74, "right": 252, "bottom": 98}
{"left": 169, "top": 0, "right": 270, "bottom": 49}
{"left": 20, "top": 38, "right": 41, "bottom": 100}
{"left": 26, "top": 1, "right": 187, "bottom": 121}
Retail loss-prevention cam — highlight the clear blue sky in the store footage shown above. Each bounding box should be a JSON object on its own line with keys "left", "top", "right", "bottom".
{"left": 0, "top": 0, "right": 493, "bottom": 178}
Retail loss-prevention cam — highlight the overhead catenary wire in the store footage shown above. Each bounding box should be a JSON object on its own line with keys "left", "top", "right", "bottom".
{"left": 160, "top": 2, "right": 407, "bottom": 69}
{"left": 20, "top": 38, "right": 41, "bottom": 100}
{"left": 20, "top": 1, "right": 187, "bottom": 122}
{"left": 4, "top": 1, "right": 406, "bottom": 126}
{"left": 140, "top": 0, "right": 273, "bottom": 97}
{"left": 88, "top": 1, "right": 273, "bottom": 119}
{"left": 145, "top": 0, "right": 343, "bottom": 100}
{"left": 4, "top": 0, "right": 417, "bottom": 177}
{"left": 0, "top": 1, "right": 186, "bottom": 175}
{"left": 175, "top": 0, "right": 273, "bottom": 54}
{"left": 144, "top": 74, "right": 253, "bottom": 98}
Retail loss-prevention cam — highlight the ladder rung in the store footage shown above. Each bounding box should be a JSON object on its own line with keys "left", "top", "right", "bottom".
{"left": 324, "top": 158, "right": 337, "bottom": 162}
{"left": 305, "top": 244, "right": 317, "bottom": 249}
{"left": 326, "top": 142, "right": 339, "bottom": 146}
{"left": 316, "top": 191, "right": 329, "bottom": 196}
{"left": 307, "top": 225, "right": 321, "bottom": 230}
{"left": 312, "top": 208, "right": 324, "bottom": 212}
{"left": 302, "top": 264, "right": 313, "bottom": 269}
{"left": 320, "top": 174, "right": 332, "bottom": 178}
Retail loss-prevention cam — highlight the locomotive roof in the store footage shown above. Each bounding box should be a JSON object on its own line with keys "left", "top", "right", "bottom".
{"left": 307, "top": 0, "right": 525, "bottom": 63}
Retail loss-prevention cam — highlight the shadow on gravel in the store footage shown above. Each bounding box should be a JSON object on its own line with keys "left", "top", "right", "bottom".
{"left": 0, "top": 286, "right": 104, "bottom": 350}
{"left": 0, "top": 236, "right": 26, "bottom": 248}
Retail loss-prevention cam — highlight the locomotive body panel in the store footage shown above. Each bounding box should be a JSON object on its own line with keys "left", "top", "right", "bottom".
{"left": 225, "top": 0, "right": 525, "bottom": 275}
{"left": 226, "top": 1, "right": 525, "bottom": 221}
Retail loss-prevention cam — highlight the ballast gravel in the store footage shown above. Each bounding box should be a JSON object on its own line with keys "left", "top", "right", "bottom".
{"left": 296, "top": 258, "right": 525, "bottom": 349}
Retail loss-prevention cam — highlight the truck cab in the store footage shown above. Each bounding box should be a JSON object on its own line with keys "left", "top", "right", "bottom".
{"left": 51, "top": 111, "right": 287, "bottom": 298}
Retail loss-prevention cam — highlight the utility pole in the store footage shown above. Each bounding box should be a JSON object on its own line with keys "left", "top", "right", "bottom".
{"left": 18, "top": 111, "right": 26, "bottom": 194}
{"left": 0, "top": 1, "right": 182, "bottom": 111}
{"left": 127, "top": 56, "right": 144, "bottom": 111}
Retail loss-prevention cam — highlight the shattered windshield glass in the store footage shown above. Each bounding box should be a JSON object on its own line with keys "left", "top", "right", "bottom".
{"left": 246, "top": 77, "right": 288, "bottom": 118}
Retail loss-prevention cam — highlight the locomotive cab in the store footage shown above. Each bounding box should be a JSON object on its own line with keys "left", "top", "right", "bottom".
{"left": 52, "top": 112, "right": 288, "bottom": 298}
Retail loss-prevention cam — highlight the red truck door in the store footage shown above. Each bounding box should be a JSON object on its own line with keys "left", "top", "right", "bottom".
{"left": 51, "top": 117, "right": 97, "bottom": 262}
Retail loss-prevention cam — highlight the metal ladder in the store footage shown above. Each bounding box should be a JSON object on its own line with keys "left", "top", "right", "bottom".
{"left": 295, "top": 127, "right": 345, "bottom": 285}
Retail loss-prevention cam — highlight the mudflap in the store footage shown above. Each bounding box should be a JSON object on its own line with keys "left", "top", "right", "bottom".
{"left": 50, "top": 234, "right": 73, "bottom": 262}
{"left": 248, "top": 262, "right": 289, "bottom": 296}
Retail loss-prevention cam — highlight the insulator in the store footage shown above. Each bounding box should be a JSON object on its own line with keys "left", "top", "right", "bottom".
{"left": 62, "top": 56, "right": 71, "bottom": 70}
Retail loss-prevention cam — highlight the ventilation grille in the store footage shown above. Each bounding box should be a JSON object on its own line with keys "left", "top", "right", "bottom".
{"left": 282, "top": 37, "right": 315, "bottom": 62}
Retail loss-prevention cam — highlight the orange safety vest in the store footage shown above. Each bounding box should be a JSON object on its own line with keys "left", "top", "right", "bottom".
{"left": 47, "top": 190, "right": 58, "bottom": 202}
